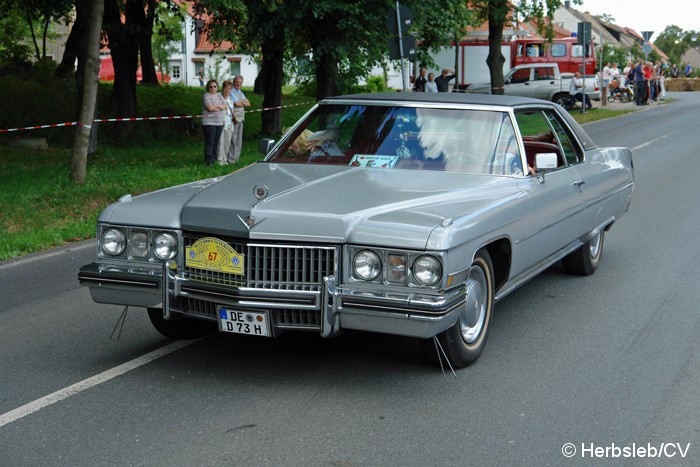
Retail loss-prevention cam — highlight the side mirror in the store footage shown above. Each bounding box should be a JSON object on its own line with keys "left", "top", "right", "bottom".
{"left": 534, "top": 152, "right": 558, "bottom": 171}
{"left": 258, "top": 138, "right": 275, "bottom": 156}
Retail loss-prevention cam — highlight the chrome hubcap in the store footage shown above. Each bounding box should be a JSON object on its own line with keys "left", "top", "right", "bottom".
{"left": 590, "top": 231, "right": 602, "bottom": 259}
{"left": 460, "top": 267, "right": 487, "bottom": 344}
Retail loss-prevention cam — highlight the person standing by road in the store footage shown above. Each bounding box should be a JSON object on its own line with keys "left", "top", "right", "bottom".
{"left": 202, "top": 79, "right": 227, "bottom": 165}
{"left": 217, "top": 81, "right": 235, "bottom": 166}
{"left": 414, "top": 67, "right": 427, "bottom": 92}
{"left": 228, "top": 75, "right": 251, "bottom": 164}
{"left": 435, "top": 68, "right": 455, "bottom": 92}
{"left": 425, "top": 73, "right": 438, "bottom": 92}
{"left": 634, "top": 59, "right": 647, "bottom": 106}
{"left": 669, "top": 63, "right": 679, "bottom": 78}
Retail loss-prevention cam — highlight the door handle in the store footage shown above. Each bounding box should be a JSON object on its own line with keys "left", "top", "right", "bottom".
{"left": 573, "top": 180, "right": 585, "bottom": 192}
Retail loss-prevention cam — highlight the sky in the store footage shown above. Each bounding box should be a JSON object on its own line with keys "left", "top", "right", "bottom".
{"left": 575, "top": 0, "right": 698, "bottom": 41}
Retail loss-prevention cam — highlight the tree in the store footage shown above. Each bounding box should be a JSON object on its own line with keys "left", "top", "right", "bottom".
{"left": 468, "top": 0, "right": 576, "bottom": 95}
{"left": 0, "top": 5, "right": 34, "bottom": 66}
{"left": 70, "top": 0, "right": 105, "bottom": 184}
{"left": 57, "top": 0, "right": 93, "bottom": 118}
{"left": 409, "top": 0, "right": 476, "bottom": 70}
{"left": 103, "top": 0, "right": 139, "bottom": 118}
{"left": 654, "top": 25, "right": 700, "bottom": 66}
{"left": 194, "top": 0, "right": 287, "bottom": 136}
{"left": 196, "top": 0, "right": 473, "bottom": 135}
{"left": 0, "top": 0, "right": 73, "bottom": 62}
{"left": 152, "top": 0, "right": 184, "bottom": 81}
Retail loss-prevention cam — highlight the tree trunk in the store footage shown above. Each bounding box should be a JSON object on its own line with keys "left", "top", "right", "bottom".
{"left": 71, "top": 0, "right": 105, "bottom": 185}
{"left": 254, "top": 62, "right": 266, "bottom": 94}
{"left": 260, "top": 35, "right": 284, "bottom": 137}
{"left": 132, "top": 0, "right": 159, "bottom": 85}
{"left": 104, "top": 0, "right": 138, "bottom": 118}
{"left": 315, "top": 52, "right": 338, "bottom": 101}
{"left": 57, "top": 0, "right": 91, "bottom": 118}
{"left": 486, "top": 0, "right": 507, "bottom": 95}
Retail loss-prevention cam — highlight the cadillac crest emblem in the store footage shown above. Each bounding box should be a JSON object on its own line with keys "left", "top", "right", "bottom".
{"left": 253, "top": 184, "right": 269, "bottom": 201}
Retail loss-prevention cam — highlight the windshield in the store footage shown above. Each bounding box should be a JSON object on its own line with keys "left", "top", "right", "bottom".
{"left": 268, "top": 104, "right": 523, "bottom": 175}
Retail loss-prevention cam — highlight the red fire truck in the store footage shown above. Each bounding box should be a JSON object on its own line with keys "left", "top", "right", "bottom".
{"left": 431, "top": 36, "right": 596, "bottom": 89}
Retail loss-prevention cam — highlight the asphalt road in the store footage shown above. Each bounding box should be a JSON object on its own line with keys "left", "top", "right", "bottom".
{"left": 2, "top": 93, "right": 699, "bottom": 466}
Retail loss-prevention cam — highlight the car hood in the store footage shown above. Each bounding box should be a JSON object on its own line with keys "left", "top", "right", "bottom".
{"left": 102, "top": 163, "right": 519, "bottom": 250}
{"left": 466, "top": 82, "right": 491, "bottom": 94}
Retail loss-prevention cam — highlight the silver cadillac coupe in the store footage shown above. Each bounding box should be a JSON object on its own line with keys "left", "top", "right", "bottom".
{"left": 79, "top": 93, "right": 634, "bottom": 368}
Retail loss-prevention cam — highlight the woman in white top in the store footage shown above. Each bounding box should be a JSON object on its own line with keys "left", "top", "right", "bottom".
{"left": 202, "top": 79, "right": 227, "bottom": 165}
{"left": 425, "top": 73, "right": 438, "bottom": 92}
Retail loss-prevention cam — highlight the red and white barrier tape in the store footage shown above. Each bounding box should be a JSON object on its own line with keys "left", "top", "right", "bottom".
{"left": 0, "top": 101, "right": 314, "bottom": 133}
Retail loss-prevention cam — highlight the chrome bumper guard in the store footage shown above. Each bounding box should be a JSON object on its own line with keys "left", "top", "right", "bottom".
{"left": 80, "top": 261, "right": 467, "bottom": 339}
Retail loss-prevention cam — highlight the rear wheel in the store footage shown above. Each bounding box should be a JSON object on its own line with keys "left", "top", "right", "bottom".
{"left": 562, "top": 230, "right": 605, "bottom": 276}
{"left": 429, "top": 249, "right": 494, "bottom": 368}
{"left": 620, "top": 92, "right": 629, "bottom": 103}
{"left": 147, "top": 307, "right": 217, "bottom": 340}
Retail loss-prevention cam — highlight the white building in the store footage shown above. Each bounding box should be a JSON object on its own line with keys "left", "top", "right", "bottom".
{"left": 168, "top": 0, "right": 259, "bottom": 87}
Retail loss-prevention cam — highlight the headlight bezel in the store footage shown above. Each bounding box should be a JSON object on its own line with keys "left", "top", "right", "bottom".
{"left": 348, "top": 246, "right": 443, "bottom": 288}
{"left": 98, "top": 225, "right": 179, "bottom": 263}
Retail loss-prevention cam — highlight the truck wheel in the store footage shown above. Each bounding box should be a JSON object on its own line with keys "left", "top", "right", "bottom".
{"left": 147, "top": 307, "right": 216, "bottom": 340}
{"left": 553, "top": 93, "right": 570, "bottom": 108}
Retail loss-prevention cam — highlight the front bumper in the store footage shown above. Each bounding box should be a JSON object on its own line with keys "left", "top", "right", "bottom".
{"left": 79, "top": 262, "right": 466, "bottom": 339}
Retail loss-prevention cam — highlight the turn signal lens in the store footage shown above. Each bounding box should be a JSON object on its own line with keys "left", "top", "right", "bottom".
{"left": 387, "top": 254, "right": 407, "bottom": 282}
{"left": 130, "top": 231, "right": 148, "bottom": 258}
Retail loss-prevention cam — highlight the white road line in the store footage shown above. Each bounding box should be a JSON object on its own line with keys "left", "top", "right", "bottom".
{"left": 0, "top": 339, "right": 199, "bottom": 428}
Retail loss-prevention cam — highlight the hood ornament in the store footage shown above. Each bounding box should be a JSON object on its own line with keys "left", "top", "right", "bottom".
{"left": 253, "top": 184, "right": 269, "bottom": 202}
{"left": 237, "top": 185, "right": 269, "bottom": 230}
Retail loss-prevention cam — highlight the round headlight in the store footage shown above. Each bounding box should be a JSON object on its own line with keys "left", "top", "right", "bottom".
{"left": 102, "top": 228, "right": 126, "bottom": 256}
{"left": 153, "top": 232, "right": 177, "bottom": 260}
{"left": 413, "top": 255, "right": 442, "bottom": 286}
{"left": 353, "top": 250, "right": 382, "bottom": 281}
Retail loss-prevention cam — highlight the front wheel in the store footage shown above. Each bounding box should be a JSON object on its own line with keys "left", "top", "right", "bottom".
{"left": 562, "top": 230, "right": 605, "bottom": 275}
{"left": 431, "top": 249, "right": 495, "bottom": 368}
{"left": 147, "top": 307, "right": 217, "bottom": 340}
{"left": 553, "top": 93, "right": 571, "bottom": 109}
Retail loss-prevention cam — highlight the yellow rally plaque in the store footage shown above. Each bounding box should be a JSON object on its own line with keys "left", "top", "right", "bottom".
{"left": 185, "top": 237, "right": 245, "bottom": 275}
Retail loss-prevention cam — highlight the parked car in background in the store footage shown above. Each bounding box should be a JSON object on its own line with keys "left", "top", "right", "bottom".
{"left": 466, "top": 63, "right": 600, "bottom": 104}
{"left": 79, "top": 93, "right": 634, "bottom": 368}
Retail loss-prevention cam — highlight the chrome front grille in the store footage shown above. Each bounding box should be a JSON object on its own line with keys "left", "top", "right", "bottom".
{"left": 247, "top": 244, "right": 335, "bottom": 289}
{"left": 182, "top": 234, "right": 338, "bottom": 291}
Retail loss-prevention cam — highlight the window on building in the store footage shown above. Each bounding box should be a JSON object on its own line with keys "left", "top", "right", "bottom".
{"left": 171, "top": 65, "right": 181, "bottom": 79}
{"left": 230, "top": 61, "right": 241, "bottom": 77}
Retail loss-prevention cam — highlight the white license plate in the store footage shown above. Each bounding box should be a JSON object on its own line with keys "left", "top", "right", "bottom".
{"left": 218, "top": 307, "right": 269, "bottom": 337}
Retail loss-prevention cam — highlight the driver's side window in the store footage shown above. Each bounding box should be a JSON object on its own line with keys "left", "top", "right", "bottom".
{"left": 515, "top": 110, "right": 565, "bottom": 172}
